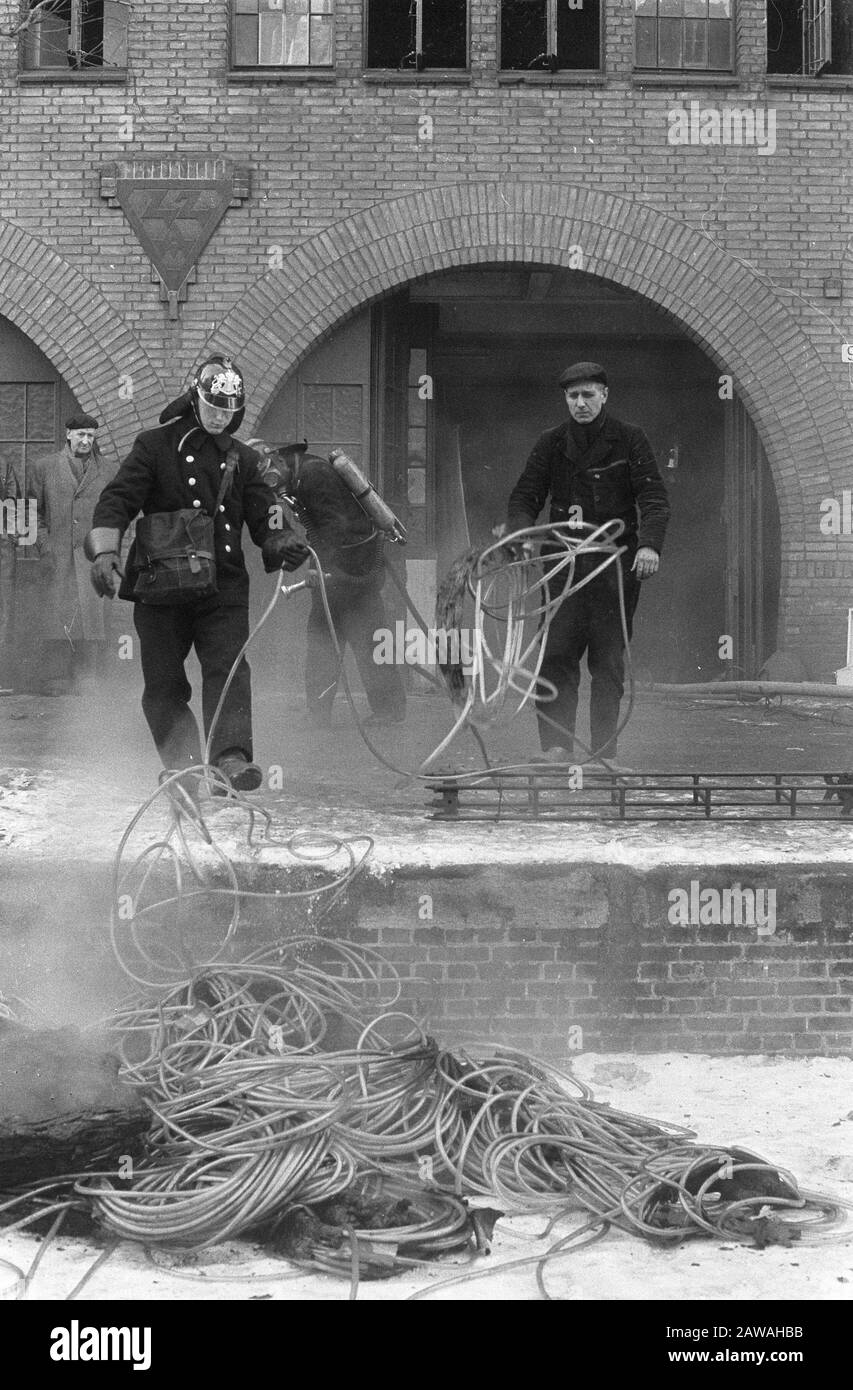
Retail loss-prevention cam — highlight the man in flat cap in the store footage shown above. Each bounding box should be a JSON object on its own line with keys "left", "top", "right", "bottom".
{"left": 28, "top": 413, "right": 117, "bottom": 695}
{"left": 505, "top": 362, "right": 670, "bottom": 767}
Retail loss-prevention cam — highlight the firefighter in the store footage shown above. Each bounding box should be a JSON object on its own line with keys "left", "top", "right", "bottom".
{"left": 505, "top": 362, "right": 670, "bottom": 767}
{"left": 86, "top": 357, "right": 308, "bottom": 790}
{"left": 249, "top": 440, "right": 406, "bottom": 730}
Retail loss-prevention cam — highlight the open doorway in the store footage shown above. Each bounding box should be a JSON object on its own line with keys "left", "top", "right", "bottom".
{"left": 372, "top": 266, "right": 780, "bottom": 682}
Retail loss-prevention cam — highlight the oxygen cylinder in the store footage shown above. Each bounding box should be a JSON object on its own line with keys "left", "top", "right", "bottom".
{"left": 329, "top": 449, "right": 407, "bottom": 544}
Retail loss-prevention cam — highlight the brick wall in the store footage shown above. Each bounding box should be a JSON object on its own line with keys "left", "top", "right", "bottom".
{"left": 235, "top": 862, "right": 853, "bottom": 1058}
{"left": 0, "top": 0, "right": 852, "bottom": 670}
{"left": 1, "top": 856, "right": 850, "bottom": 1058}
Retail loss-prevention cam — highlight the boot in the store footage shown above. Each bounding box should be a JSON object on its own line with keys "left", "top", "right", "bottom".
{"left": 213, "top": 751, "right": 263, "bottom": 794}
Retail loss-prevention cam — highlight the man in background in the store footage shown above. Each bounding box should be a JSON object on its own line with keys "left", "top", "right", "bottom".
{"left": 505, "top": 362, "right": 669, "bottom": 767}
{"left": 29, "top": 413, "right": 115, "bottom": 696}
{"left": 250, "top": 440, "right": 406, "bottom": 730}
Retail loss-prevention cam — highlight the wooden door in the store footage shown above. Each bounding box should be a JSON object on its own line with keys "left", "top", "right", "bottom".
{"left": 723, "top": 398, "right": 780, "bottom": 677}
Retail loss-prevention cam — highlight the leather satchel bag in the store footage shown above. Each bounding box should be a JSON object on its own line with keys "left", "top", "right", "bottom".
{"left": 132, "top": 447, "right": 238, "bottom": 605}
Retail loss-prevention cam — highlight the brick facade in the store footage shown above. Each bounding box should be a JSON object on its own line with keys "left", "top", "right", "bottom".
{"left": 3, "top": 858, "right": 850, "bottom": 1057}
{"left": 0, "top": 0, "right": 852, "bottom": 674}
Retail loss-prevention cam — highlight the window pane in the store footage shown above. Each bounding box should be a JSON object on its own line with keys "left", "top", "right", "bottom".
{"left": 635, "top": 0, "right": 657, "bottom": 14}
{"left": 367, "top": 0, "right": 415, "bottom": 67}
{"left": 709, "top": 17, "right": 731, "bottom": 65}
{"left": 235, "top": 0, "right": 258, "bottom": 12}
{"left": 684, "top": 0, "right": 707, "bottom": 14}
{"left": 288, "top": 0, "right": 309, "bottom": 12}
{"left": 26, "top": 384, "right": 55, "bottom": 441}
{"left": 683, "top": 17, "right": 708, "bottom": 63}
{"left": 407, "top": 468, "right": 426, "bottom": 505}
{"left": 310, "top": 13, "right": 332, "bottom": 62}
{"left": 259, "top": 11, "right": 285, "bottom": 62}
{"left": 501, "top": 0, "right": 548, "bottom": 69}
{"left": 332, "top": 386, "right": 363, "bottom": 440}
{"left": 23, "top": 5, "right": 71, "bottom": 70}
{"left": 423, "top": 0, "right": 467, "bottom": 67}
{"left": 635, "top": 16, "right": 657, "bottom": 63}
{"left": 0, "top": 445, "right": 24, "bottom": 498}
{"left": 284, "top": 12, "right": 310, "bottom": 61}
{"left": 303, "top": 385, "right": 333, "bottom": 438}
{"left": 658, "top": 16, "right": 683, "bottom": 64}
{"left": 234, "top": 14, "right": 259, "bottom": 63}
{"left": 659, "top": 0, "right": 683, "bottom": 15}
{"left": 557, "top": 0, "right": 601, "bottom": 68}
{"left": 101, "top": 1, "right": 128, "bottom": 66}
{"left": 0, "top": 386, "right": 26, "bottom": 441}
{"left": 312, "top": 0, "right": 333, "bottom": 10}
{"left": 408, "top": 348, "right": 427, "bottom": 384}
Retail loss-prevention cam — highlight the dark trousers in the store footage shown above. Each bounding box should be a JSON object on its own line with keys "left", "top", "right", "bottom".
{"left": 537, "top": 553, "right": 640, "bottom": 758}
{"left": 306, "top": 580, "right": 405, "bottom": 722}
{"left": 133, "top": 597, "right": 252, "bottom": 769}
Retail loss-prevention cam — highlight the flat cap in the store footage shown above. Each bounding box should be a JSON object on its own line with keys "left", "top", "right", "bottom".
{"left": 558, "top": 361, "right": 608, "bottom": 389}
{"left": 65, "top": 413, "right": 99, "bottom": 430}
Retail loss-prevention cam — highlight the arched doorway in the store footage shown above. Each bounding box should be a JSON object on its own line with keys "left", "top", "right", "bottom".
{"left": 206, "top": 179, "right": 845, "bottom": 677}
{"left": 256, "top": 265, "right": 781, "bottom": 682}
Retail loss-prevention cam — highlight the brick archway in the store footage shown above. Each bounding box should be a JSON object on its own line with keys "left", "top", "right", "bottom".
{"left": 204, "top": 181, "right": 851, "bottom": 663}
{"left": 0, "top": 220, "right": 163, "bottom": 454}
{"left": 210, "top": 182, "right": 843, "bottom": 523}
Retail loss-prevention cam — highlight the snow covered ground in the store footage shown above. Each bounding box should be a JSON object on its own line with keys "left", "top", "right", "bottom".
{"left": 2, "top": 1052, "right": 851, "bottom": 1302}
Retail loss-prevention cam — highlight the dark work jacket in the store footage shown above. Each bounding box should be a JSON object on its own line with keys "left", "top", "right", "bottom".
{"left": 292, "top": 453, "right": 385, "bottom": 583}
{"left": 91, "top": 417, "right": 278, "bottom": 603}
{"left": 506, "top": 413, "right": 670, "bottom": 555}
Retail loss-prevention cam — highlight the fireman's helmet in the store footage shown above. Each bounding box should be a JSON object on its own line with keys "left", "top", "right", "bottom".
{"left": 192, "top": 357, "right": 245, "bottom": 414}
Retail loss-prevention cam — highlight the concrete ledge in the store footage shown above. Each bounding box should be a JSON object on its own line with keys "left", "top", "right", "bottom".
{"left": 3, "top": 848, "right": 851, "bottom": 1059}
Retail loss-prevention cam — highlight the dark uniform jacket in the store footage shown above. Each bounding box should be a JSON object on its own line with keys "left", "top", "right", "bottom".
{"left": 507, "top": 413, "right": 670, "bottom": 555}
{"left": 92, "top": 418, "right": 277, "bottom": 602}
{"left": 291, "top": 453, "right": 385, "bottom": 583}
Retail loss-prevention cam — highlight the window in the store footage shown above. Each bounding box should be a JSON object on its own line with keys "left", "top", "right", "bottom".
{"left": 767, "top": 0, "right": 853, "bottom": 74}
{"left": 366, "top": 0, "right": 467, "bottom": 70}
{"left": 635, "top": 0, "right": 733, "bottom": 71}
{"left": 0, "top": 382, "right": 55, "bottom": 556}
{"left": 301, "top": 384, "right": 364, "bottom": 464}
{"left": 232, "top": 0, "right": 334, "bottom": 68}
{"left": 501, "top": 0, "right": 601, "bottom": 71}
{"left": 406, "top": 349, "right": 428, "bottom": 545}
{"left": 21, "top": 0, "right": 128, "bottom": 71}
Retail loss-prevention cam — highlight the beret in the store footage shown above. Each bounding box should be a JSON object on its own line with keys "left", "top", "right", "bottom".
{"left": 558, "top": 361, "right": 608, "bottom": 389}
{"left": 65, "top": 413, "right": 99, "bottom": 430}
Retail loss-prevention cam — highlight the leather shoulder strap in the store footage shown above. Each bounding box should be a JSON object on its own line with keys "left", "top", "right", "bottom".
{"left": 214, "top": 445, "right": 240, "bottom": 511}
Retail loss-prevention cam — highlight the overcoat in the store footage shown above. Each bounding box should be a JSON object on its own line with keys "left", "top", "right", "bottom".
{"left": 28, "top": 445, "right": 116, "bottom": 642}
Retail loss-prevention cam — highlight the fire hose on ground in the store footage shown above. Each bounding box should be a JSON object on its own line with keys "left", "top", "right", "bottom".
{"left": 0, "top": 526, "right": 847, "bottom": 1299}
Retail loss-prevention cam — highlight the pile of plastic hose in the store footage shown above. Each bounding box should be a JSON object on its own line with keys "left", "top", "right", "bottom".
{"left": 66, "top": 940, "right": 843, "bottom": 1279}
{"left": 267, "top": 1176, "right": 473, "bottom": 1295}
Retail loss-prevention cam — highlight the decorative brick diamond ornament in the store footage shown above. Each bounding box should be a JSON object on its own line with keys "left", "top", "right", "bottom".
{"left": 101, "top": 156, "right": 250, "bottom": 318}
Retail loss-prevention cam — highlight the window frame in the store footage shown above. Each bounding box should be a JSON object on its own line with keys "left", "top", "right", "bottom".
{"left": 229, "top": 0, "right": 337, "bottom": 74}
{"left": 803, "top": 0, "right": 832, "bottom": 75}
{"left": 633, "top": 0, "right": 735, "bottom": 75}
{"left": 18, "top": 0, "right": 129, "bottom": 80}
{"left": 363, "top": 0, "right": 471, "bottom": 76}
{"left": 497, "top": 0, "right": 604, "bottom": 76}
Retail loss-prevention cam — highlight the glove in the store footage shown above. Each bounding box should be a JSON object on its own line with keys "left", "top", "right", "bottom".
{"left": 504, "top": 539, "right": 535, "bottom": 562}
{"left": 261, "top": 533, "right": 310, "bottom": 574}
{"left": 90, "top": 552, "right": 123, "bottom": 598}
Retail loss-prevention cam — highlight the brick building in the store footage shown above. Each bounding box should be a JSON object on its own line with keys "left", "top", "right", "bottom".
{"left": 0, "top": 0, "right": 851, "bottom": 687}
